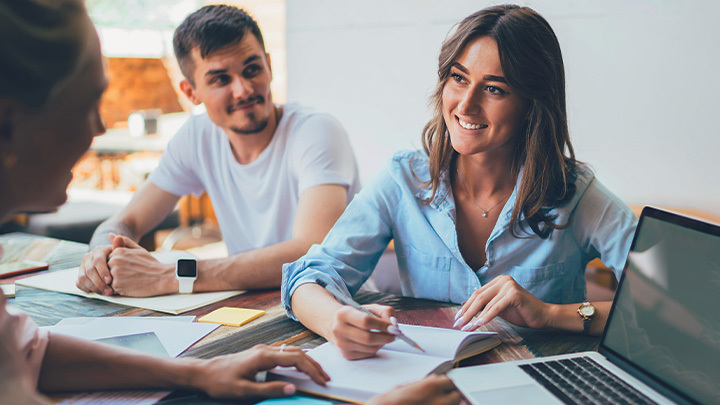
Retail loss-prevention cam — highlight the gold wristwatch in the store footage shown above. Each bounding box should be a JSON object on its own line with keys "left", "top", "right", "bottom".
{"left": 577, "top": 302, "right": 596, "bottom": 335}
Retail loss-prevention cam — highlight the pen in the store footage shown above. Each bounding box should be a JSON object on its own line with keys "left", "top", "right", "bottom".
{"left": 315, "top": 279, "right": 425, "bottom": 352}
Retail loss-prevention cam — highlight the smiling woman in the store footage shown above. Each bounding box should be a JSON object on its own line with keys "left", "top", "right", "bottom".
{"left": 442, "top": 36, "right": 528, "bottom": 227}
{"left": 424, "top": 7, "right": 575, "bottom": 240}
{"left": 283, "top": 4, "right": 638, "bottom": 361}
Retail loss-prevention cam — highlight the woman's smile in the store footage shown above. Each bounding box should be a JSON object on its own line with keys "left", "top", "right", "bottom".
{"left": 457, "top": 116, "right": 488, "bottom": 130}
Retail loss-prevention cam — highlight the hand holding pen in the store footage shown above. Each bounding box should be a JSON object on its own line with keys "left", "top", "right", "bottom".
{"left": 316, "top": 279, "right": 425, "bottom": 359}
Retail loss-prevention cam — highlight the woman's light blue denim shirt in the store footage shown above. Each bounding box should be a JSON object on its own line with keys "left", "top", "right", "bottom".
{"left": 282, "top": 150, "right": 637, "bottom": 319}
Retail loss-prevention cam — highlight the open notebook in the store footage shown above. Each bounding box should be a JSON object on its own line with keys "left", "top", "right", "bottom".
{"left": 15, "top": 251, "right": 244, "bottom": 314}
{"left": 269, "top": 324, "right": 500, "bottom": 403}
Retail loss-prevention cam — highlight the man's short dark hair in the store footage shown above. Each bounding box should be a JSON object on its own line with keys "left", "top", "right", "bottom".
{"left": 173, "top": 5, "right": 265, "bottom": 86}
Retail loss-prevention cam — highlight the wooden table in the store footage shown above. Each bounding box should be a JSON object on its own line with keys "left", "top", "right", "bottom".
{"left": 1, "top": 233, "right": 600, "bottom": 402}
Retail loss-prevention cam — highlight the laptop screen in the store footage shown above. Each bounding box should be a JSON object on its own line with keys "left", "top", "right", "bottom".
{"left": 601, "top": 209, "right": 720, "bottom": 404}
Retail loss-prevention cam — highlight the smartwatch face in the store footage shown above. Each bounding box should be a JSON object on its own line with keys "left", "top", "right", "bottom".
{"left": 176, "top": 259, "right": 197, "bottom": 278}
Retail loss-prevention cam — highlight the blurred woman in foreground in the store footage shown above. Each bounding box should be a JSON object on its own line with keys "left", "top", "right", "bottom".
{"left": 0, "top": 0, "right": 328, "bottom": 402}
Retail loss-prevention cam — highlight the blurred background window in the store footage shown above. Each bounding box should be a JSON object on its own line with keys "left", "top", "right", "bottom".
{"left": 1, "top": 1, "right": 285, "bottom": 253}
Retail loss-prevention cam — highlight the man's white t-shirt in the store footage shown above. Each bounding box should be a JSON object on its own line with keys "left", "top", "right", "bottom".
{"left": 148, "top": 103, "right": 360, "bottom": 255}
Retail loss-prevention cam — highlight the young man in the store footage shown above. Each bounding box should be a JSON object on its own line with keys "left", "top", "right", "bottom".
{"left": 77, "top": 5, "right": 360, "bottom": 297}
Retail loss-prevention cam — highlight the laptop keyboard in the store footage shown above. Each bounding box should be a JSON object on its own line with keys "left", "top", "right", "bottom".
{"left": 519, "top": 356, "right": 657, "bottom": 405}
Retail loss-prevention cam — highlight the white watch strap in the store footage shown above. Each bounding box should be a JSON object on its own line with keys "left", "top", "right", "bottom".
{"left": 178, "top": 278, "right": 195, "bottom": 294}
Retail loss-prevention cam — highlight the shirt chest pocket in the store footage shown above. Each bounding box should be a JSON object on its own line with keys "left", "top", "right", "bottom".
{"left": 506, "top": 262, "right": 567, "bottom": 304}
{"left": 402, "top": 245, "right": 452, "bottom": 302}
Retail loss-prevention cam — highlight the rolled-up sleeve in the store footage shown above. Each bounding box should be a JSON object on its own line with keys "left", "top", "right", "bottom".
{"left": 571, "top": 176, "right": 638, "bottom": 280}
{"left": 281, "top": 161, "right": 399, "bottom": 320}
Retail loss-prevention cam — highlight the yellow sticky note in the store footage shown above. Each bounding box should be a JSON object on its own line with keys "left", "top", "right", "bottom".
{"left": 198, "top": 307, "right": 265, "bottom": 327}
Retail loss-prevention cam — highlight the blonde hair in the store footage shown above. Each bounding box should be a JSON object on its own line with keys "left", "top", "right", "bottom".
{"left": 0, "top": 0, "right": 90, "bottom": 109}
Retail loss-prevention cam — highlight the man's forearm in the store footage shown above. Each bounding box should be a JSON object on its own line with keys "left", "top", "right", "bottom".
{"left": 88, "top": 218, "right": 135, "bottom": 249}
{"left": 194, "top": 238, "right": 315, "bottom": 291}
{"left": 189, "top": 184, "right": 348, "bottom": 292}
{"left": 88, "top": 183, "right": 180, "bottom": 250}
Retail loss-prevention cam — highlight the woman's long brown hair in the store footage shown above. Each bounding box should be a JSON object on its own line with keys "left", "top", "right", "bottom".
{"left": 420, "top": 4, "right": 577, "bottom": 238}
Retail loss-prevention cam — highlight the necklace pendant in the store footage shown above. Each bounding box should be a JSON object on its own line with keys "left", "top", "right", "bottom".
{"left": 482, "top": 211, "right": 488, "bottom": 218}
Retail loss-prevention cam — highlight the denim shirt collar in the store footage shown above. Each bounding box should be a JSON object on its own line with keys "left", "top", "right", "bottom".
{"left": 415, "top": 164, "right": 524, "bottom": 226}
{"left": 414, "top": 169, "right": 453, "bottom": 212}
{"left": 497, "top": 169, "right": 523, "bottom": 225}
{"left": 412, "top": 163, "right": 524, "bottom": 273}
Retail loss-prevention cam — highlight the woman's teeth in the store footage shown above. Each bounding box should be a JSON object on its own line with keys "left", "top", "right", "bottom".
{"left": 458, "top": 119, "right": 487, "bottom": 130}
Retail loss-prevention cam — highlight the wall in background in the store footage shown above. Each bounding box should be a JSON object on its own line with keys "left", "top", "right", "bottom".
{"left": 286, "top": 0, "right": 720, "bottom": 215}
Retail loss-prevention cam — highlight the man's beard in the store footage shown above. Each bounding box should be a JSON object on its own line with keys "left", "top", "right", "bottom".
{"left": 230, "top": 112, "right": 269, "bottom": 135}
{"left": 228, "top": 95, "right": 270, "bottom": 135}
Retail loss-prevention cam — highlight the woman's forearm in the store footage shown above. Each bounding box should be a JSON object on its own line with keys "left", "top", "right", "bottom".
{"left": 290, "top": 283, "right": 343, "bottom": 340}
{"left": 546, "top": 301, "right": 613, "bottom": 335}
{"left": 38, "top": 333, "right": 202, "bottom": 393}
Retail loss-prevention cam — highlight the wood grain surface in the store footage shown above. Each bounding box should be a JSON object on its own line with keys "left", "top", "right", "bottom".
{"left": 1, "top": 233, "right": 600, "bottom": 403}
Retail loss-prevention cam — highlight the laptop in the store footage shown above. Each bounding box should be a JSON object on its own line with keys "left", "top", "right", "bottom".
{"left": 449, "top": 207, "right": 720, "bottom": 405}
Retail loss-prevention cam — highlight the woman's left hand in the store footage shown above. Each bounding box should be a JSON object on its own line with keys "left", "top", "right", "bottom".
{"left": 453, "top": 275, "right": 552, "bottom": 331}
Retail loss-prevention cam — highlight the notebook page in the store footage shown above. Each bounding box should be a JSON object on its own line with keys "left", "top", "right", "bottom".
{"left": 272, "top": 342, "right": 446, "bottom": 402}
{"left": 383, "top": 324, "right": 493, "bottom": 358}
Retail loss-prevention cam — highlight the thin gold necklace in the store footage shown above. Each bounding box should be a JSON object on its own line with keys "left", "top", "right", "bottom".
{"left": 455, "top": 167, "right": 512, "bottom": 218}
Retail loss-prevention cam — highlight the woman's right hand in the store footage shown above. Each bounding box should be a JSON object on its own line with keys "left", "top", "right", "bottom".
{"left": 329, "top": 303, "right": 398, "bottom": 360}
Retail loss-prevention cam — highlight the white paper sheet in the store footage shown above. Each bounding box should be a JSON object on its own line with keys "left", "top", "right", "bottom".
{"left": 16, "top": 268, "right": 243, "bottom": 314}
{"left": 44, "top": 316, "right": 219, "bottom": 357}
{"left": 1, "top": 283, "right": 15, "bottom": 297}
{"left": 16, "top": 251, "right": 244, "bottom": 314}
{"left": 55, "top": 316, "right": 196, "bottom": 326}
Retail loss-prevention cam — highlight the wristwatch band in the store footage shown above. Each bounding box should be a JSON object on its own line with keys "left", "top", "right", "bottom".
{"left": 178, "top": 277, "right": 195, "bottom": 294}
{"left": 582, "top": 315, "right": 592, "bottom": 335}
{"left": 175, "top": 258, "right": 197, "bottom": 294}
{"left": 578, "top": 301, "right": 595, "bottom": 335}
